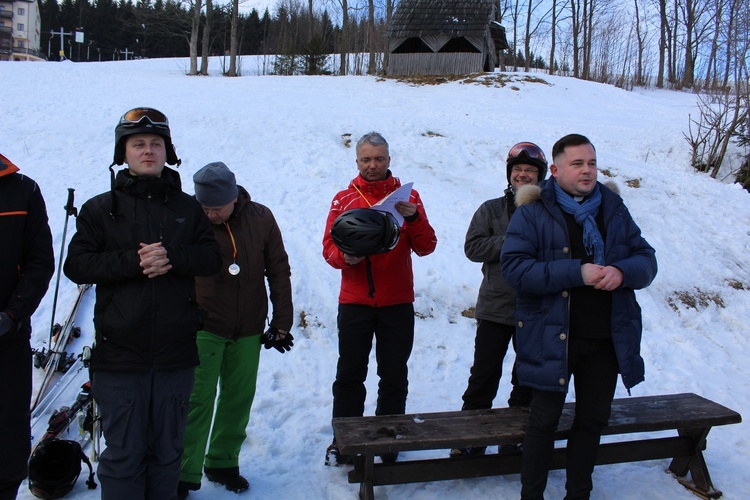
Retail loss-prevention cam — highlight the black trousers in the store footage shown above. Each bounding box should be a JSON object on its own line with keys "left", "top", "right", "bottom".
{"left": 332, "top": 303, "right": 414, "bottom": 418}
{"left": 92, "top": 368, "right": 194, "bottom": 500}
{"left": 0, "top": 335, "right": 32, "bottom": 500}
{"left": 461, "top": 319, "right": 532, "bottom": 410}
{"left": 521, "top": 338, "right": 619, "bottom": 500}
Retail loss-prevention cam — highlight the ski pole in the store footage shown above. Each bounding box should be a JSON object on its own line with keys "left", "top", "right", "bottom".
{"left": 47, "top": 188, "right": 78, "bottom": 348}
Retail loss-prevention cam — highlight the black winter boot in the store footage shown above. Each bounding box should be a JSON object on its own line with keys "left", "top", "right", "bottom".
{"left": 204, "top": 466, "right": 250, "bottom": 493}
{"left": 177, "top": 480, "right": 200, "bottom": 499}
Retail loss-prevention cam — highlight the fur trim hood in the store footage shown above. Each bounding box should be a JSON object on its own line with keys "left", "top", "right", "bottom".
{"left": 515, "top": 180, "right": 620, "bottom": 207}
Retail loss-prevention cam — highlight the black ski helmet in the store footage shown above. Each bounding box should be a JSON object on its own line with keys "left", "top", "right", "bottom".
{"left": 506, "top": 141, "right": 547, "bottom": 184}
{"left": 28, "top": 439, "right": 97, "bottom": 499}
{"left": 112, "top": 107, "right": 180, "bottom": 166}
{"left": 330, "top": 208, "right": 400, "bottom": 257}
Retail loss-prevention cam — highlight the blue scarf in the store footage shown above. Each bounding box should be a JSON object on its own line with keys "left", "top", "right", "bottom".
{"left": 553, "top": 180, "right": 605, "bottom": 265}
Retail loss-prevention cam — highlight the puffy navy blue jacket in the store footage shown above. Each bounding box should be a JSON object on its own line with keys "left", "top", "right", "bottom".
{"left": 500, "top": 180, "right": 657, "bottom": 392}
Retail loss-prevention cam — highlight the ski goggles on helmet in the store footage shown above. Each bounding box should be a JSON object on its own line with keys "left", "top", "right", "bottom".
{"left": 119, "top": 107, "right": 170, "bottom": 128}
{"left": 507, "top": 142, "right": 547, "bottom": 165}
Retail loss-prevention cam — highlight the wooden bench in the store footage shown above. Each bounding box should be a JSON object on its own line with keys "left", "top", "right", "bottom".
{"left": 332, "top": 393, "right": 742, "bottom": 500}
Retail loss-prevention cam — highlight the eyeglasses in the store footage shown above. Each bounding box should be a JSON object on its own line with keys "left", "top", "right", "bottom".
{"left": 507, "top": 142, "right": 547, "bottom": 164}
{"left": 119, "top": 107, "right": 169, "bottom": 127}
{"left": 511, "top": 166, "right": 540, "bottom": 175}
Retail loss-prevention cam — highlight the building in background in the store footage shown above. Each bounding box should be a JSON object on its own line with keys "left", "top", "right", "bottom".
{"left": 0, "top": 0, "right": 43, "bottom": 61}
{"left": 385, "top": 0, "right": 507, "bottom": 76}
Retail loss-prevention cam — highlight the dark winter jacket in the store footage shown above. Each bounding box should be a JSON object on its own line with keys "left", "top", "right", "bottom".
{"left": 0, "top": 153, "right": 55, "bottom": 343}
{"left": 323, "top": 172, "right": 437, "bottom": 307}
{"left": 500, "top": 179, "right": 657, "bottom": 392}
{"left": 464, "top": 193, "right": 517, "bottom": 325}
{"left": 195, "top": 186, "right": 293, "bottom": 338}
{"left": 64, "top": 167, "right": 221, "bottom": 372}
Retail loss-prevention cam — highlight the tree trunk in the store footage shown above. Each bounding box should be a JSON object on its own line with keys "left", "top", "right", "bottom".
{"left": 367, "top": 0, "right": 376, "bottom": 74}
{"left": 681, "top": 0, "right": 695, "bottom": 88}
{"left": 228, "top": 0, "right": 239, "bottom": 76}
{"left": 549, "top": 0, "right": 556, "bottom": 75}
{"left": 382, "top": 0, "right": 393, "bottom": 75}
{"left": 634, "top": 0, "right": 643, "bottom": 85}
{"left": 704, "top": 0, "right": 721, "bottom": 90}
{"left": 200, "top": 0, "right": 213, "bottom": 76}
{"left": 189, "top": 0, "right": 203, "bottom": 76}
{"left": 524, "top": 0, "right": 533, "bottom": 72}
{"left": 657, "top": 0, "right": 666, "bottom": 87}
{"left": 512, "top": 0, "right": 520, "bottom": 70}
{"left": 571, "top": 0, "right": 579, "bottom": 78}
{"left": 339, "top": 0, "right": 348, "bottom": 75}
{"left": 721, "top": 0, "right": 737, "bottom": 89}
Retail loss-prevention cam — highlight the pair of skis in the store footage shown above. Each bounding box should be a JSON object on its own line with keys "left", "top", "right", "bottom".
{"left": 31, "top": 187, "right": 91, "bottom": 411}
{"left": 30, "top": 354, "right": 103, "bottom": 463}
{"left": 31, "top": 283, "right": 92, "bottom": 411}
{"left": 30, "top": 187, "right": 102, "bottom": 460}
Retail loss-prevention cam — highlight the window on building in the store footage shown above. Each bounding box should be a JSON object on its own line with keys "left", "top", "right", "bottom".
{"left": 18, "top": 40, "right": 25, "bottom": 48}
{"left": 18, "top": 7, "right": 25, "bottom": 15}
{"left": 17, "top": 23, "right": 24, "bottom": 31}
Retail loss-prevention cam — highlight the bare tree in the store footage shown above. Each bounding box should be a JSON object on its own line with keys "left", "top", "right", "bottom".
{"left": 522, "top": 0, "right": 551, "bottom": 71}
{"left": 188, "top": 0, "right": 203, "bottom": 75}
{"left": 679, "top": 0, "right": 713, "bottom": 88}
{"left": 227, "top": 0, "right": 240, "bottom": 76}
{"left": 685, "top": 89, "right": 749, "bottom": 178}
{"left": 382, "top": 0, "right": 393, "bottom": 74}
{"left": 633, "top": 0, "right": 645, "bottom": 85}
{"left": 200, "top": 0, "right": 214, "bottom": 75}
{"left": 571, "top": 0, "right": 581, "bottom": 77}
{"left": 721, "top": 0, "right": 738, "bottom": 89}
{"left": 309, "top": 0, "right": 315, "bottom": 43}
{"left": 549, "top": 0, "right": 558, "bottom": 74}
{"left": 510, "top": 0, "right": 522, "bottom": 70}
{"left": 655, "top": 0, "right": 667, "bottom": 87}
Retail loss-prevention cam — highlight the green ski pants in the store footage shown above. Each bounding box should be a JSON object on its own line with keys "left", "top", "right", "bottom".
{"left": 180, "top": 330, "right": 261, "bottom": 483}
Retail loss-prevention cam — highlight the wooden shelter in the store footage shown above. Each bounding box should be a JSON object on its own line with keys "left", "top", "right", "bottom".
{"left": 385, "top": 0, "right": 508, "bottom": 76}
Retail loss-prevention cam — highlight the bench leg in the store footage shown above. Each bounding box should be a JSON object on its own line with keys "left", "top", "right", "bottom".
{"left": 358, "top": 453, "right": 376, "bottom": 500}
{"left": 668, "top": 428, "right": 722, "bottom": 499}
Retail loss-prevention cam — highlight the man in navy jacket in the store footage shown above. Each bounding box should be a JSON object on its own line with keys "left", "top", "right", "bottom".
{"left": 501, "top": 134, "right": 657, "bottom": 500}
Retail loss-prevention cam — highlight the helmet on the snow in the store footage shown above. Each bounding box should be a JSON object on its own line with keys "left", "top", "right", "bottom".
{"left": 28, "top": 438, "right": 96, "bottom": 499}
{"left": 330, "top": 208, "right": 400, "bottom": 257}
{"left": 112, "top": 107, "right": 180, "bottom": 166}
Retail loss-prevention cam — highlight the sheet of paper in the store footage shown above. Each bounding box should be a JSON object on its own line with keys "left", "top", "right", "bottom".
{"left": 372, "top": 182, "right": 413, "bottom": 226}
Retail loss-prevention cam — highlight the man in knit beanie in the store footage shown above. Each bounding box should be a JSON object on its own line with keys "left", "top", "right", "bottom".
{"left": 179, "top": 162, "right": 293, "bottom": 498}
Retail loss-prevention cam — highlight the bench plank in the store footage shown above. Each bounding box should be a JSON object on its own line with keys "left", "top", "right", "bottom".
{"left": 334, "top": 393, "right": 740, "bottom": 456}
{"left": 332, "top": 393, "right": 742, "bottom": 500}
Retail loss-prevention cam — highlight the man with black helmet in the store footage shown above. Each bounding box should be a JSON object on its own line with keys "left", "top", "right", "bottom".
{"left": 0, "top": 152, "right": 54, "bottom": 500}
{"left": 322, "top": 132, "right": 437, "bottom": 466}
{"left": 64, "top": 107, "right": 221, "bottom": 500}
{"left": 450, "top": 142, "right": 546, "bottom": 458}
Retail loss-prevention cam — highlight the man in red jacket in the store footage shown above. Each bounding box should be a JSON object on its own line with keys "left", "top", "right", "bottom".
{"left": 323, "top": 132, "right": 437, "bottom": 466}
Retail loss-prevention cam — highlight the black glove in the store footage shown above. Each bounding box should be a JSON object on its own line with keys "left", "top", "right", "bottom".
{"left": 262, "top": 327, "right": 294, "bottom": 353}
{"left": 0, "top": 312, "right": 16, "bottom": 338}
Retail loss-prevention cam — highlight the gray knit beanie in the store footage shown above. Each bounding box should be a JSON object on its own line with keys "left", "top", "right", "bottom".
{"left": 193, "top": 162, "right": 238, "bottom": 206}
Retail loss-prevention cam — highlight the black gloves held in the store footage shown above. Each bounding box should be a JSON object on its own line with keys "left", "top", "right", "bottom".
{"left": 262, "top": 326, "right": 294, "bottom": 354}
{"left": 0, "top": 312, "right": 16, "bottom": 338}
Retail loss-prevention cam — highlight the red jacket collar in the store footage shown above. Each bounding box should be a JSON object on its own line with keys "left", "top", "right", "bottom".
{"left": 349, "top": 171, "right": 401, "bottom": 202}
